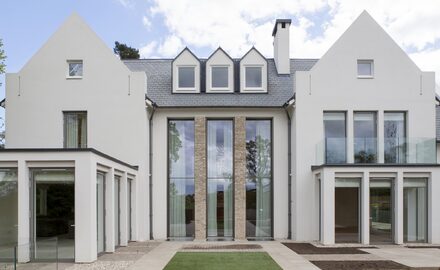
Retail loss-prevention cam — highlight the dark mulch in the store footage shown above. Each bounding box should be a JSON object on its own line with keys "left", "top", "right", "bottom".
{"left": 406, "top": 246, "right": 440, "bottom": 249}
{"left": 182, "top": 244, "right": 262, "bottom": 250}
{"left": 282, "top": 243, "right": 376, "bottom": 254}
{"left": 311, "top": 260, "right": 410, "bottom": 270}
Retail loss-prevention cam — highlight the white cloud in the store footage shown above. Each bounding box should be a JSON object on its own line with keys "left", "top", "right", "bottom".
{"left": 142, "top": 15, "right": 152, "bottom": 30}
{"left": 141, "top": 0, "right": 440, "bottom": 83}
{"left": 117, "top": 0, "right": 134, "bottom": 8}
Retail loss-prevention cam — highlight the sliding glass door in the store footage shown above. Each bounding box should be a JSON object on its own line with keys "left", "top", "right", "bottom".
{"left": 404, "top": 178, "right": 427, "bottom": 242}
{"left": 97, "top": 173, "right": 105, "bottom": 254}
{"left": 0, "top": 169, "right": 18, "bottom": 260}
{"left": 384, "top": 112, "right": 406, "bottom": 163}
{"left": 207, "top": 120, "right": 234, "bottom": 239}
{"left": 32, "top": 169, "right": 75, "bottom": 261}
{"left": 168, "top": 120, "right": 195, "bottom": 239}
{"left": 245, "top": 120, "right": 272, "bottom": 239}
{"left": 335, "top": 178, "right": 360, "bottom": 243}
{"left": 370, "top": 178, "right": 393, "bottom": 243}
{"left": 354, "top": 112, "right": 377, "bottom": 163}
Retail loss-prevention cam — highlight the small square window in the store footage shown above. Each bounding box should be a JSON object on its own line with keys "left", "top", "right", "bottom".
{"left": 178, "top": 66, "right": 195, "bottom": 88}
{"left": 67, "top": 60, "right": 83, "bottom": 78}
{"left": 245, "top": 66, "right": 262, "bottom": 88}
{"left": 357, "top": 60, "right": 373, "bottom": 78}
{"left": 211, "top": 66, "right": 229, "bottom": 88}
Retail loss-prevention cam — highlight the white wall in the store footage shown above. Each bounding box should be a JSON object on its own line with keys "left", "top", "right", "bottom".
{"left": 4, "top": 14, "right": 150, "bottom": 241}
{"left": 292, "top": 11, "right": 437, "bottom": 241}
{"left": 151, "top": 108, "right": 289, "bottom": 239}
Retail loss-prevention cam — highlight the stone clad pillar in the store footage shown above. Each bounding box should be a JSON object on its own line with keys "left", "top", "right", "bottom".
{"left": 194, "top": 117, "right": 207, "bottom": 240}
{"left": 234, "top": 117, "right": 246, "bottom": 240}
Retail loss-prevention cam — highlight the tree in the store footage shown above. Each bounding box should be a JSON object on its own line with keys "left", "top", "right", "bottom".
{"left": 113, "top": 41, "right": 140, "bottom": 60}
{"left": 0, "top": 39, "right": 6, "bottom": 87}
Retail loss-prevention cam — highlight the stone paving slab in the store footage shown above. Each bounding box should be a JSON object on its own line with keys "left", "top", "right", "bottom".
{"left": 258, "top": 242, "right": 321, "bottom": 270}
{"left": 362, "top": 247, "right": 440, "bottom": 268}
{"left": 128, "top": 241, "right": 183, "bottom": 270}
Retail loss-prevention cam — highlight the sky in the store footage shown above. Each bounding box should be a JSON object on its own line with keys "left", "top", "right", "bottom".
{"left": 1, "top": 0, "right": 440, "bottom": 103}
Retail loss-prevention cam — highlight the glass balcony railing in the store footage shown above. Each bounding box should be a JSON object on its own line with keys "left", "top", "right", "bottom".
{"left": 316, "top": 137, "right": 436, "bottom": 165}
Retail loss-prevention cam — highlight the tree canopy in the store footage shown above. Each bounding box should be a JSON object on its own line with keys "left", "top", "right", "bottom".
{"left": 113, "top": 41, "right": 140, "bottom": 60}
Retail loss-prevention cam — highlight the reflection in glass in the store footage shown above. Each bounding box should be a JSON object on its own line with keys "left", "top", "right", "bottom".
{"left": 97, "top": 173, "right": 105, "bottom": 254}
{"left": 335, "top": 178, "right": 360, "bottom": 243}
{"left": 245, "top": 67, "right": 262, "bottom": 88}
{"left": 207, "top": 120, "right": 234, "bottom": 238}
{"left": 0, "top": 169, "right": 18, "bottom": 255}
{"left": 64, "top": 112, "right": 87, "bottom": 148}
{"left": 114, "top": 176, "right": 120, "bottom": 247}
{"left": 324, "top": 112, "right": 346, "bottom": 163}
{"left": 33, "top": 169, "right": 75, "bottom": 260}
{"left": 246, "top": 120, "right": 272, "bottom": 238}
{"left": 168, "top": 120, "right": 195, "bottom": 238}
{"left": 370, "top": 179, "right": 393, "bottom": 243}
{"left": 384, "top": 112, "right": 406, "bottom": 163}
{"left": 404, "top": 178, "right": 427, "bottom": 243}
{"left": 354, "top": 112, "right": 377, "bottom": 163}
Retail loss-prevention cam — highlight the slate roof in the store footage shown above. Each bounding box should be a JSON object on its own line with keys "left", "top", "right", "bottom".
{"left": 124, "top": 58, "right": 318, "bottom": 107}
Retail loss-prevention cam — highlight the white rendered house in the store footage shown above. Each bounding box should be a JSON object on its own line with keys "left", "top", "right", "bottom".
{"left": 1, "top": 11, "right": 439, "bottom": 263}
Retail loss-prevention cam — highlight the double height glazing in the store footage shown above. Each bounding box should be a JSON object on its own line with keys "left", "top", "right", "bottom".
{"left": 168, "top": 120, "right": 195, "bottom": 239}
{"left": 167, "top": 118, "right": 272, "bottom": 240}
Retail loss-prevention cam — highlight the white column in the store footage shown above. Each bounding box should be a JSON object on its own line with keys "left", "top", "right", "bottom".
{"left": 321, "top": 170, "right": 335, "bottom": 245}
{"left": 377, "top": 111, "right": 384, "bottom": 163}
{"left": 361, "top": 172, "right": 370, "bottom": 244}
{"left": 119, "top": 172, "right": 128, "bottom": 246}
{"left": 130, "top": 177, "right": 137, "bottom": 241}
{"left": 394, "top": 171, "right": 404, "bottom": 244}
{"left": 347, "top": 110, "right": 354, "bottom": 163}
{"left": 17, "top": 160, "right": 30, "bottom": 263}
{"left": 105, "top": 168, "right": 115, "bottom": 252}
{"left": 74, "top": 155, "right": 97, "bottom": 263}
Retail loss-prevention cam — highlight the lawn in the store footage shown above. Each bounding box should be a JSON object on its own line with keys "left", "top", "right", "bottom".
{"left": 163, "top": 252, "right": 282, "bottom": 270}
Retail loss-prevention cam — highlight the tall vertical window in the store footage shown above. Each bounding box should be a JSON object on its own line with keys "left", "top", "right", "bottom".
{"left": 324, "top": 112, "right": 346, "bottom": 163}
{"left": 384, "top": 112, "right": 406, "bottom": 163}
{"left": 246, "top": 120, "right": 272, "bottom": 239}
{"left": 64, "top": 112, "right": 87, "bottom": 148}
{"left": 207, "top": 120, "right": 234, "bottom": 239}
{"left": 0, "top": 169, "right": 18, "bottom": 250}
{"left": 168, "top": 120, "right": 195, "bottom": 238}
{"left": 354, "top": 112, "right": 377, "bottom": 163}
{"left": 404, "top": 178, "right": 427, "bottom": 243}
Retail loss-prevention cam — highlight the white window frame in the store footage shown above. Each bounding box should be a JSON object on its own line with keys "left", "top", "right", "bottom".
{"left": 357, "top": 59, "right": 374, "bottom": 79}
{"left": 176, "top": 65, "right": 197, "bottom": 92}
{"left": 210, "top": 65, "right": 230, "bottom": 91}
{"left": 243, "top": 65, "right": 264, "bottom": 91}
{"left": 67, "top": 60, "right": 83, "bottom": 79}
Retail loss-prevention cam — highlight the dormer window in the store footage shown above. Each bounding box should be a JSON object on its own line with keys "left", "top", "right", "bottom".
{"left": 206, "top": 48, "right": 234, "bottom": 93}
{"left": 67, "top": 60, "right": 83, "bottom": 78}
{"left": 240, "top": 48, "right": 267, "bottom": 93}
{"left": 211, "top": 66, "right": 229, "bottom": 88}
{"left": 357, "top": 60, "right": 374, "bottom": 78}
{"left": 245, "top": 66, "right": 262, "bottom": 88}
{"left": 172, "top": 48, "right": 200, "bottom": 93}
{"left": 178, "top": 66, "right": 195, "bottom": 89}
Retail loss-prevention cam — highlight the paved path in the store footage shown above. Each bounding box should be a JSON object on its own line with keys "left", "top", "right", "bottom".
{"left": 258, "top": 242, "right": 320, "bottom": 270}
{"left": 128, "top": 241, "right": 183, "bottom": 270}
{"left": 129, "top": 241, "right": 320, "bottom": 270}
{"left": 362, "top": 247, "right": 440, "bottom": 268}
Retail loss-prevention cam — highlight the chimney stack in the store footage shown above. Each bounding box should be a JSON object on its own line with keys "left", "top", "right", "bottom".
{"left": 272, "top": 19, "right": 291, "bottom": 75}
